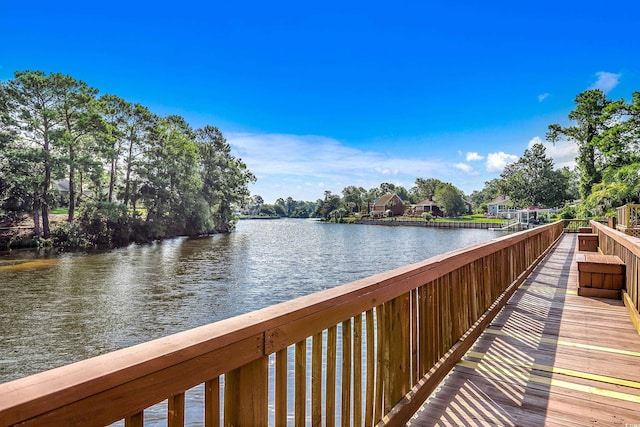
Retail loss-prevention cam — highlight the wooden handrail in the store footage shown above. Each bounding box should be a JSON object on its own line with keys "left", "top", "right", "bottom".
{"left": 590, "top": 220, "right": 640, "bottom": 333}
{"left": 0, "top": 221, "right": 564, "bottom": 427}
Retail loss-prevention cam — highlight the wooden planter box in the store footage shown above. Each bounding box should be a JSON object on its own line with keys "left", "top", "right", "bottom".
{"left": 578, "top": 227, "right": 593, "bottom": 233}
{"left": 578, "top": 233, "right": 599, "bottom": 252}
{"left": 576, "top": 253, "right": 625, "bottom": 299}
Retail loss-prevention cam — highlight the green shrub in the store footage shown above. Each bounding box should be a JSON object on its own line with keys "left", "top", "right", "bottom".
{"left": 560, "top": 205, "right": 576, "bottom": 219}
{"left": 421, "top": 212, "right": 434, "bottom": 222}
{"left": 52, "top": 221, "right": 89, "bottom": 249}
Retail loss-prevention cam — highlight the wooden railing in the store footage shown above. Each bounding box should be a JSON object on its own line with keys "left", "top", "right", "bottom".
{"left": 617, "top": 204, "right": 640, "bottom": 229}
{"left": 563, "top": 218, "right": 592, "bottom": 232}
{"left": 590, "top": 220, "right": 640, "bottom": 333}
{"left": 0, "top": 221, "right": 564, "bottom": 427}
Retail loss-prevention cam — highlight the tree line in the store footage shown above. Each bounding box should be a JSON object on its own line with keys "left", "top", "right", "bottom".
{"left": 548, "top": 89, "right": 640, "bottom": 217}
{"left": 2, "top": 73, "right": 637, "bottom": 250}
{"left": 0, "top": 70, "right": 255, "bottom": 248}
{"left": 253, "top": 178, "right": 471, "bottom": 221}
{"left": 262, "top": 88, "right": 640, "bottom": 222}
{"left": 470, "top": 88, "right": 640, "bottom": 218}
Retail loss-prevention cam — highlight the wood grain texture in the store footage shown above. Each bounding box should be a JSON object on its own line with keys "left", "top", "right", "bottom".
{"left": 0, "top": 222, "right": 564, "bottom": 427}
{"left": 204, "top": 378, "right": 220, "bottom": 427}
{"left": 168, "top": 392, "right": 184, "bottom": 427}
{"left": 224, "top": 356, "right": 268, "bottom": 426}
{"left": 409, "top": 233, "right": 640, "bottom": 426}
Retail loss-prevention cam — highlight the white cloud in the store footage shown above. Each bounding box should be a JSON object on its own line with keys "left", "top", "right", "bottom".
{"left": 486, "top": 152, "right": 519, "bottom": 173}
{"left": 527, "top": 136, "right": 577, "bottom": 169}
{"left": 465, "top": 152, "right": 484, "bottom": 161}
{"left": 229, "top": 133, "right": 441, "bottom": 177}
{"left": 538, "top": 93, "right": 550, "bottom": 102}
{"left": 455, "top": 163, "right": 478, "bottom": 175}
{"left": 375, "top": 167, "right": 399, "bottom": 175}
{"left": 227, "top": 132, "right": 447, "bottom": 202}
{"left": 589, "top": 71, "right": 621, "bottom": 93}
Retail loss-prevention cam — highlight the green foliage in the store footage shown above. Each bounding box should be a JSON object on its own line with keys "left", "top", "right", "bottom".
{"left": 272, "top": 204, "right": 286, "bottom": 217}
{"left": 260, "top": 205, "right": 277, "bottom": 216}
{"left": 1, "top": 70, "right": 255, "bottom": 248}
{"left": 421, "top": 212, "right": 434, "bottom": 221}
{"left": 500, "top": 143, "right": 568, "bottom": 208}
{"left": 75, "top": 202, "right": 130, "bottom": 247}
{"left": 469, "top": 178, "right": 503, "bottom": 211}
{"left": 434, "top": 183, "right": 465, "bottom": 216}
{"left": 411, "top": 178, "right": 443, "bottom": 202}
{"left": 548, "top": 89, "right": 640, "bottom": 217}
{"left": 341, "top": 186, "right": 365, "bottom": 213}
{"left": 315, "top": 191, "right": 341, "bottom": 219}
{"left": 52, "top": 221, "right": 90, "bottom": 249}
{"left": 560, "top": 205, "right": 576, "bottom": 219}
{"left": 547, "top": 89, "right": 622, "bottom": 199}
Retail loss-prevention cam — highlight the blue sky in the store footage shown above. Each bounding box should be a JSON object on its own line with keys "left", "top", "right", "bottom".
{"left": 2, "top": 1, "right": 639, "bottom": 203}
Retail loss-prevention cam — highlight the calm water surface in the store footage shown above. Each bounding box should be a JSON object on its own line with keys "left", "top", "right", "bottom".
{"left": 0, "top": 219, "right": 507, "bottom": 383}
{"left": 1, "top": 219, "right": 507, "bottom": 423}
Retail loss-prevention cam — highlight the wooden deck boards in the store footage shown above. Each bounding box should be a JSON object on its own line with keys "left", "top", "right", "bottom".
{"left": 408, "top": 234, "right": 640, "bottom": 426}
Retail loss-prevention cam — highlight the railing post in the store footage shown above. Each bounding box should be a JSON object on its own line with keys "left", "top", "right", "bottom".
{"left": 224, "top": 356, "right": 269, "bottom": 426}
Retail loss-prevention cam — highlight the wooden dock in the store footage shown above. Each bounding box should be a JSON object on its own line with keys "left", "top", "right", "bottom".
{"left": 409, "top": 233, "right": 640, "bottom": 426}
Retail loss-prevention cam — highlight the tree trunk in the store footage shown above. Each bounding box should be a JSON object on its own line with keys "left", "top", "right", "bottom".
{"left": 68, "top": 144, "right": 75, "bottom": 222}
{"left": 33, "top": 206, "right": 41, "bottom": 237}
{"left": 108, "top": 156, "right": 117, "bottom": 202}
{"left": 41, "top": 204, "right": 50, "bottom": 239}
{"left": 78, "top": 170, "right": 83, "bottom": 207}
{"left": 41, "top": 126, "right": 52, "bottom": 238}
{"left": 123, "top": 133, "right": 135, "bottom": 207}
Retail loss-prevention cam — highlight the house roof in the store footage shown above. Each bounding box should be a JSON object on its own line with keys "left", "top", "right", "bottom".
{"left": 55, "top": 179, "right": 70, "bottom": 192}
{"left": 414, "top": 198, "right": 439, "bottom": 207}
{"left": 487, "top": 195, "right": 510, "bottom": 206}
{"left": 372, "top": 193, "right": 400, "bottom": 207}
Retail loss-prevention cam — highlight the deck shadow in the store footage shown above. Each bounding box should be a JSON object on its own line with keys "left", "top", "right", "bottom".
{"left": 408, "top": 233, "right": 640, "bottom": 426}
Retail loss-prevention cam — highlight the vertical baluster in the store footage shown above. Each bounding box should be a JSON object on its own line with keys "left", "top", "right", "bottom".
{"left": 341, "top": 319, "right": 352, "bottom": 427}
{"left": 451, "top": 269, "right": 462, "bottom": 342}
{"left": 441, "top": 274, "right": 452, "bottom": 355}
{"left": 168, "top": 392, "right": 185, "bottom": 427}
{"left": 364, "top": 310, "right": 375, "bottom": 427}
{"left": 433, "top": 277, "right": 442, "bottom": 362}
{"left": 326, "top": 325, "right": 337, "bottom": 427}
{"left": 312, "top": 332, "right": 323, "bottom": 427}
{"left": 411, "top": 289, "right": 418, "bottom": 385}
{"left": 418, "top": 285, "right": 428, "bottom": 375}
{"left": 295, "top": 340, "right": 307, "bottom": 427}
{"left": 482, "top": 256, "right": 491, "bottom": 312}
{"left": 125, "top": 411, "right": 143, "bottom": 427}
{"left": 275, "top": 348, "right": 288, "bottom": 427}
{"left": 382, "top": 301, "right": 392, "bottom": 414}
{"left": 460, "top": 267, "right": 469, "bottom": 334}
{"left": 353, "top": 314, "right": 362, "bottom": 427}
{"left": 205, "top": 378, "right": 220, "bottom": 427}
{"left": 374, "top": 304, "right": 384, "bottom": 423}
{"left": 224, "top": 357, "right": 269, "bottom": 426}
{"left": 388, "top": 294, "right": 409, "bottom": 403}
{"left": 425, "top": 282, "right": 435, "bottom": 370}
{"left": 469, "top": 262, "right": 479, "bottom": 325}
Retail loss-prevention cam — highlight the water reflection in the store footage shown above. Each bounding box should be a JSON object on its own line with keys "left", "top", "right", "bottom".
{"left": 0, "top": 219, "right": 505, "bottom": 383}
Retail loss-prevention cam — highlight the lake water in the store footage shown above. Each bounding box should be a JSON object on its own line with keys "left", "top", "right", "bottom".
{"left": 0, "top": 219, "right": 507, "bottom": 423}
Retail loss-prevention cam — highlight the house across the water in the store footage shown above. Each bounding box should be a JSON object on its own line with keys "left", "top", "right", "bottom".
{"left": 413, "top": 196, "right": 443, "bottom": 217}
{"left": 487, "top": 195, "right": 518, "bottom": 218}
{"left": 371, "top": 193, "right": 405, "bottom": 217}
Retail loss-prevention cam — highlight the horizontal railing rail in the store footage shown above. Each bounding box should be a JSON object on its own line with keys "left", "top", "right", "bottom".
{"left": 0, "top": 221, "right": 564, "bottom": 427}
{"left": 563, "top": 218, "right": 592, "bottom": 232}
